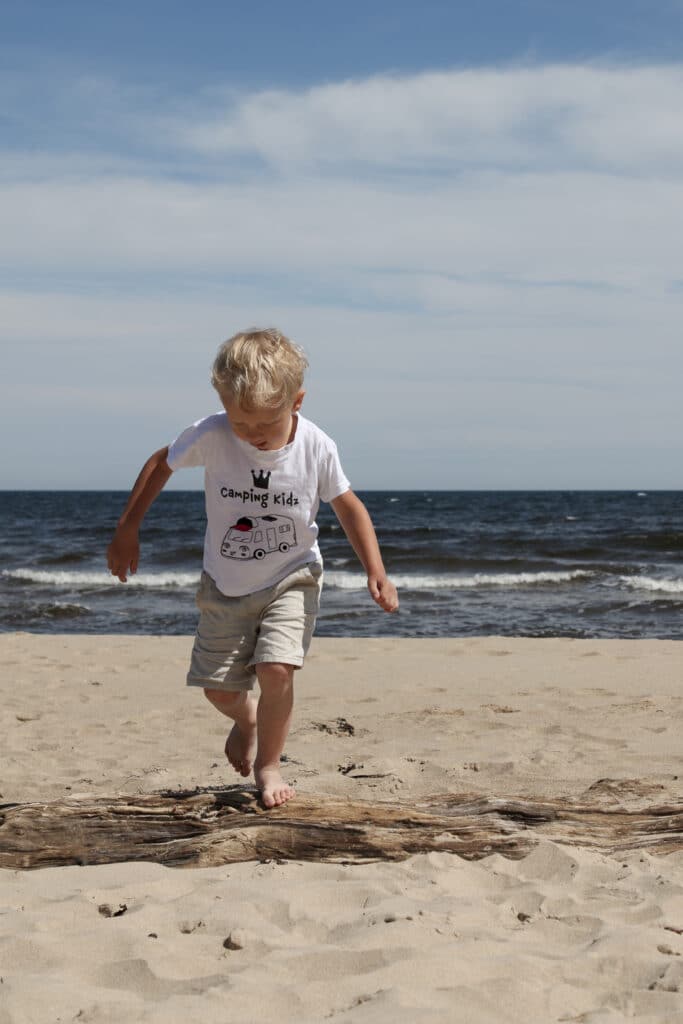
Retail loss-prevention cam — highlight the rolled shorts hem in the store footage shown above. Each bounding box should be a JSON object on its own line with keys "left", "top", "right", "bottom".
{"left": 186, "top": 675, "right": 256, "bottom": 693}
{"left": 251, "top": 651, "right": 305, "bottom": 668}
{"left": 187, "top": 654, "right": 305, "bottom": 693}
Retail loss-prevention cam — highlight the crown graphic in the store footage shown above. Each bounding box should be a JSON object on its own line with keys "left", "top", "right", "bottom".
{"left": 251, "top": 469, "right": 271, "bottom": 490}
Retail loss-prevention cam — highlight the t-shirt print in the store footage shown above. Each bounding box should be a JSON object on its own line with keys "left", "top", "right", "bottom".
{"left": 221, "top": 513, "right": 297, "bottom": 561}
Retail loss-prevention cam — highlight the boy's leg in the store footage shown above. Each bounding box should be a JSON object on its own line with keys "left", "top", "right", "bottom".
{"left": 204, "top": 673, "right": 295, "bottom": 808}
{"left": 253, "top": 662, "right": 296, "bottom": 808}
{"left": 204, "top": 689, "right": 258, "bottom": 778}
{"left": 199, "top": 565, "right": 319, "bottom": 805}
{"left": 247, "top": 564, "right": 321, "bottom": 808}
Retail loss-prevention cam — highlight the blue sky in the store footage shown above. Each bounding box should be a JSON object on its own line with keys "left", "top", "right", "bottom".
{"left": 2, "top": 0, "right": 683, "bottom": 489}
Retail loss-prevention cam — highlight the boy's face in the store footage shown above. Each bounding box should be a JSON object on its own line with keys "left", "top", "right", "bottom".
{"left": 221, "top": 391, "right": 305, "bottom": 451}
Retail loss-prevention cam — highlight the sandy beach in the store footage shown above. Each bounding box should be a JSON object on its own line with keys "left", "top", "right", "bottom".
{"left": 2, "top": 633, "right": 683, "bottom": 1022}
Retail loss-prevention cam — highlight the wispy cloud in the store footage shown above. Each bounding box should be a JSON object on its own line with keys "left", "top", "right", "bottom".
{"left": 2, "top": 168, "right": 681, "bottom": 300}
{"left": 2, "top": 63, "right": 682, "bottom": 486}
{"left": 178, "top": 65, "right": 683, "bottom": 173}
{"left": 3, "top": 65, "right": 683, "bottom": 289}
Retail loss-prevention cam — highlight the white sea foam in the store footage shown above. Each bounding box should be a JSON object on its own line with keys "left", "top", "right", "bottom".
{"left": 6, "top": 566, "right": 598, "bottom": 594}
{"left": 325, "top": 570, "right": 593, "bottom": 591}
{"left": 3, "top": 569, "right": 200, "bottom": 589}
{"left": 621, "top": 575, "right": 683, "bottom": 595}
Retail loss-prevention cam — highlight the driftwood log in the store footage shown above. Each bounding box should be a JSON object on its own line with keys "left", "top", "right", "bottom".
{"left": 1, "top": 788, "right": 682, "bottom": 871}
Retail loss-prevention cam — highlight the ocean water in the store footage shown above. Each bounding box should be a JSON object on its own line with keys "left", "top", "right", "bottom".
{"left": 1, "top": 490, "right": 682, "bottom": 639}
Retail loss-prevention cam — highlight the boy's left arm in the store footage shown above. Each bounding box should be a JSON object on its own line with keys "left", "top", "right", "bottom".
{"left": 330, "top": 490, "right": 399, "bottom": 613}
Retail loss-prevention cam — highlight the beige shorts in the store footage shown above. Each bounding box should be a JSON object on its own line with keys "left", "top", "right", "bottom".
{"left": 187, "top": 562, "right": 323, "bottom": 692}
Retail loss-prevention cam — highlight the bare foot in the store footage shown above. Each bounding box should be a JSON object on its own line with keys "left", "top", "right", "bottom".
{"left": 255, "top": 765, "right": 296, "bottom": 809}
{"left": 225, "top": 720, "right": 257, "bottom": 778}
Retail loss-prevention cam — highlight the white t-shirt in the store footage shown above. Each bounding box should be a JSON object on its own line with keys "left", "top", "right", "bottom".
{"left": 167, "top": 412, "right": 350, "bottom": 596}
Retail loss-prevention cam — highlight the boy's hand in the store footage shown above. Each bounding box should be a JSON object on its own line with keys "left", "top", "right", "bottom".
{"left": 107, "top": 524, "right": 140, "bottom": 583}
{"left": 368, "top": 574, "right": 399, "bottom": 613}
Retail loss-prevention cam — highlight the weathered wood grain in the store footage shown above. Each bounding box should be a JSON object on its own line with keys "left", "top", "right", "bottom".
{"left": 1, "top": 788, "right": 682, "bottom": 870}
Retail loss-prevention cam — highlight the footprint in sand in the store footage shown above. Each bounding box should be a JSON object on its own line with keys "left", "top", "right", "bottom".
{"left": 96, "top": 958, "right": 226, "bottom": 998}
{"left": 313, "top": 718, "right": 357, "bottom": 737}
{"left": 179, "top": 919, "right": 205, "bottom": 934}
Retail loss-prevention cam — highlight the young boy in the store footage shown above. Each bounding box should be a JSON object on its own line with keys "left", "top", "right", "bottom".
{"left": 107, "top": 328, "right": 398, "bottom": 809}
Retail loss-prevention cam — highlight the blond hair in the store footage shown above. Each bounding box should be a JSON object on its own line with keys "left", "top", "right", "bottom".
{"left": 211, "top": 328, "right": 308, "bottom": 409}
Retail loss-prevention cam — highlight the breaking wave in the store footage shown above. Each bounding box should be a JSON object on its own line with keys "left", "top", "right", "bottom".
{"left": 3, "top": 569, "right": 200, "bottom": 589}
{"left": 621, "top": 576, "right": 683, "bottom": 595}
{"left": 324, "top": 569, "right": 594, "bottom": 591}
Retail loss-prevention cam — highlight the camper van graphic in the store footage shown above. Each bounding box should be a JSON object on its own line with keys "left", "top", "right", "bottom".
{"left": 221, "top": 515, "right": 297, "bottom": 561}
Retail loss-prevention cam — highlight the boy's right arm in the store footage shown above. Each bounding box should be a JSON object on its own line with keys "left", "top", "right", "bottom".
{"left": 107, "top": 446, "right": 173, "bottom": 582}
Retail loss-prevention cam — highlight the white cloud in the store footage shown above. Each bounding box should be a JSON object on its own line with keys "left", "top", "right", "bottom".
{"left": 180, "top": 65, "right": 683, "bottom": 173}
{"left": 4, "top": 64, "right": 683, "bottom": 293}
{"left": 2, "top": 62, "right": 683, "bottom": 487}
{"left": 2, "top": 171, "right": 683, "bottom": 295}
